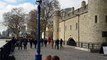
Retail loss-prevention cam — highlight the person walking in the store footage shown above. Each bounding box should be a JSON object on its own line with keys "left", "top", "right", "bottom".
{"left": 33, "top": 39, "right": 37, "bottom": 48}
{"left": 11, "top": 37, "right": 16, "bottom": 52}
{"left": 55, "top": 39, "right": 59, "bottom": 50}
{"left": 23, "top": 38, "right": 28, "bottom": 50}
{"left": 48, "top": 37, "right": 51, "bottom": 45}
{"left": 29, "top": 38, "right": 33, "bottom": 48}
{"left": 44, "top": 39, "right": 48, "bottom": 47}
{"left": 59, "top": 39, "right": 63, "bottom": 48}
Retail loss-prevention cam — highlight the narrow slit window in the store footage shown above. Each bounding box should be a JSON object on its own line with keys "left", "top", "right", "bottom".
{"left": 76, "top": 23, "right": 78, "bottom": 30}
{"left": 95, "top": 15, "right": 97, "bottom": 23}
{"left": 70, "top": 25, "right": 72, "bottom": 30}
{"left": 106, "top": 15, "right": 107, "bottom": 23}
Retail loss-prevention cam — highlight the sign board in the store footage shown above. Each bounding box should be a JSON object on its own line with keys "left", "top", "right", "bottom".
{"left": 103, "top": 46, "right": 107, "bottom": 55}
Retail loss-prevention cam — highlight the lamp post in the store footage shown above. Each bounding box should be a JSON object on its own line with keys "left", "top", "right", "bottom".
{"left": 35, "top": 0, "right": 42, "bottom": 60}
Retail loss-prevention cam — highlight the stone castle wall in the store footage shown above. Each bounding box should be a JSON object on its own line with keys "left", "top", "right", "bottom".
{"left": 53, "top": 0, "right": 107, "bottom": 49}
{"left": 88, "top": 0, "right": 107, "bottom": 43}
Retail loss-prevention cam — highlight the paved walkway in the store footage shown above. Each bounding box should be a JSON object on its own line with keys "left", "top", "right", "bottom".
{"left": 13, "top": 44, "right": 107, "bottom": 60}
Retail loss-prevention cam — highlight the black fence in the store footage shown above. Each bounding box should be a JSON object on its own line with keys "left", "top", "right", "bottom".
{"left": 66, "top": 40, "right": 104, "bottom": 52}
{"left": 0, "top": 40, "right": 15, "bottom": 60}
{"left": 77, "top": 42, "right": 102, "bottom": 49}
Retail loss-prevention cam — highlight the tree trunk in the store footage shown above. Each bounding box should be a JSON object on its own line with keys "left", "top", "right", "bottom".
{"left": 43, "top": 26, "right": 46, "bottom": 39}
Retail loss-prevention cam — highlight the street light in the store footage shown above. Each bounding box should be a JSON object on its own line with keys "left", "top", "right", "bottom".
{"left": 35, "top": 0, "right": 42, "bottom": 60}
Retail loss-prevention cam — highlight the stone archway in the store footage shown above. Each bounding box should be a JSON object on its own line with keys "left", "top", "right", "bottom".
{"left": 67, "top": 37, "right": 76, "bottom": 46}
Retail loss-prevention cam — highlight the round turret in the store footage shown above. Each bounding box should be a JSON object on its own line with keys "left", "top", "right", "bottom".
{"left": 53, "top": 11, "right": 60, "bottom": 40}
{"left": 88, "top": 0, "right": 107, "bottom": 43}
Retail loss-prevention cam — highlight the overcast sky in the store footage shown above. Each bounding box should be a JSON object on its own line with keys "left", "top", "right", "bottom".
{"left": 0, "top": 0, "right": 88, "bottom": 32}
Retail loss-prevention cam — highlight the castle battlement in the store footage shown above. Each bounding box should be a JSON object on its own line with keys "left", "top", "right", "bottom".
{"left": 60, "top": 5, "right": 88, "bottom": 21}
{"left": 59, "top": 1, "right": 88, "bottom": 22}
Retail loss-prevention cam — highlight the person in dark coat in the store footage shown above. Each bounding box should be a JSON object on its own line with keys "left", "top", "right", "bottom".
{"left": 55, "top": 39, "right": 59, "bottom": 50}
{"left": 17, "top": 38, "right": 22, "bottom": 50}
{"left": 59, "top": 39, "right": 63, "bottom": 48}
{"left": 33, "top": 39, "right": 37, "bottom": 48}
{"left": 29, "top": 38, "right": 33, "bottom": 48}
{"left": 11, "top": 37, "right": 17, "bottom": 52}
{"left": 23, "top": 38, "right": 28, "bottom": 49}
{"left": 44, "top": 39, "right": 48, "bottom": 47}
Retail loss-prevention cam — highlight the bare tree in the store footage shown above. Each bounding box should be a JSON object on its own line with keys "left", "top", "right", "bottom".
{"left": 41, "top": 0, "right": 60, "bottom": 39}
{"left": 27, "top": 10, "right": 38, "bottom": 39}
{"left": 3, "top": 8, "right": 25, "bottom": 38}
{"left": 27, "top": 0, "right": 60, "bottom": 39}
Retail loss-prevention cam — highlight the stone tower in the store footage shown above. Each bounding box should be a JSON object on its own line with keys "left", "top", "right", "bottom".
{"left": 53, "top": 11, "right": 60, "bottom": 40}
{"left": 88, "top": 0, "right": 107, "bottom": 43}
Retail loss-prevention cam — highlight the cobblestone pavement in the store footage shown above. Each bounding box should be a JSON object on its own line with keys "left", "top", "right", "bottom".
{"left": 13, "top": 44, "right": 107, "bottom": 60}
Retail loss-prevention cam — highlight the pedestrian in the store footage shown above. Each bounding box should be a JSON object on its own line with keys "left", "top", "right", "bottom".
{"left": 23, "top": 38, "right": 28, "bottom": 49}
{"left": 59, "top": 39, "right": 63, "bottom": 48}
{"left": 17, "top": 38, "right": 22, "bottom": 50}
{"left": 44, "top": 39, "right": 48, "bottom": 47}
{"left": 11, "top": 37, "right": 16, "bottom": 52}
{"left": 33, "top": 39, "right": 37, "bottom": 48}
{"left": 48, "top": 37, "right": 51, "bottom": 45}
{"left": 55, "top": 39, "right": 59, "bottom": 49}
{"left": 29, "top": 38, "right": 33, "bottom": 48}
{"left": 55, "top": 40, "right": 57, "bottom": 49}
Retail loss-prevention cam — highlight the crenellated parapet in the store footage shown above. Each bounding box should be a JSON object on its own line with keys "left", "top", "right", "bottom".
{"left": 60, "top": 1, "right": 88, "bottom": 21}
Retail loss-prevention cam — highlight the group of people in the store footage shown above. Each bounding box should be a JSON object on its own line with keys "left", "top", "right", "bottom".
{"left": 11, "top": 37, "right": 64, "bottom": 50}
{"left": 54, "top": 39, "right": 63, "bottom": 49}
{"left": 11, "top": 37, "right": 37, "bottom": 50}
{"left": 41, "top": 38, "right": 64, "bottom": 50}
{"left": 11, "top": 37, "right": 62, "bottom": 60}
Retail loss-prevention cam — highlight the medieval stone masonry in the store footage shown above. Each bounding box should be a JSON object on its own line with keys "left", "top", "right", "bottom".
{"left": 53, "top": 0, "right": 107, "bottom": 49}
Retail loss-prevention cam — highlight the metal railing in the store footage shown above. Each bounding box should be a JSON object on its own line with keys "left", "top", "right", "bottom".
{"left": 77, "top": 42, "right": 101, "bottom": 49}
